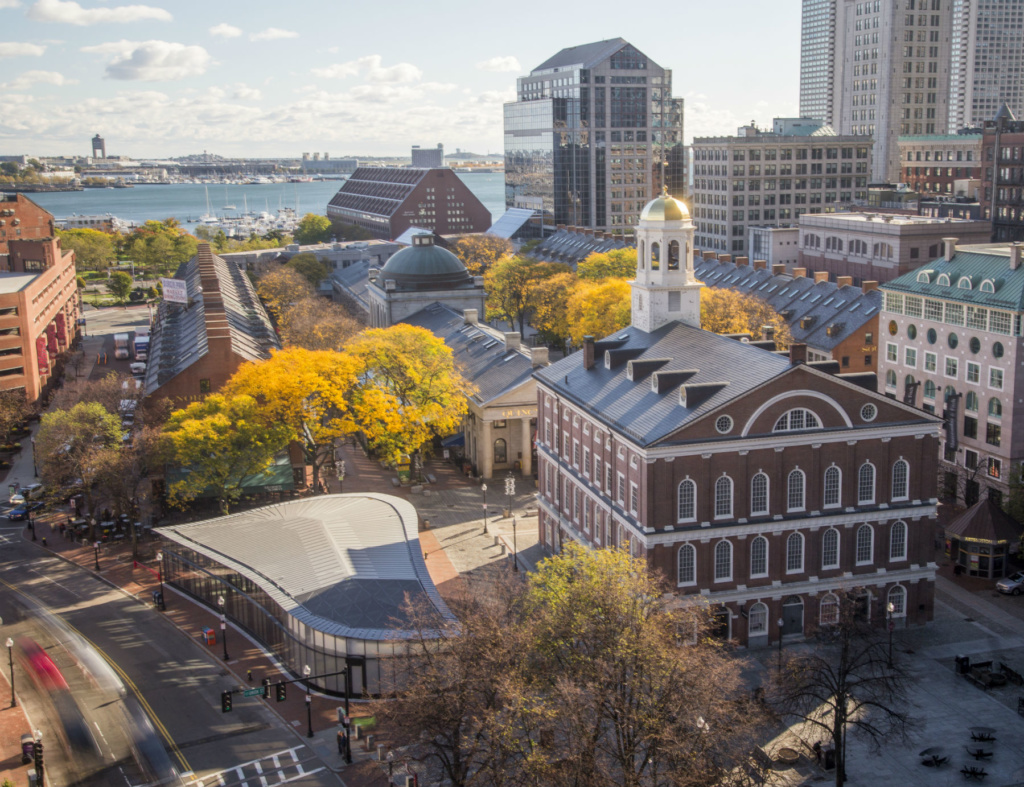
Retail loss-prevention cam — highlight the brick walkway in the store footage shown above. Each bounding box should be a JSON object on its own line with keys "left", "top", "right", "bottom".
{"left": 0, "top": 693, "right": 36, "bottom": 787}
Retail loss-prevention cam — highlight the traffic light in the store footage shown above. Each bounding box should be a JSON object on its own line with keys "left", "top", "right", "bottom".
{"left": 33, "top": 739, "right": 42, "bottom": 773}
{"left": 276, "top": 681, "right": 287, "bottom": 702}
{"left": 262, "top": 677, "right": 271, "bottom": 699}
{"left": 221, "top": 690, "right": 232, "bottom": 713}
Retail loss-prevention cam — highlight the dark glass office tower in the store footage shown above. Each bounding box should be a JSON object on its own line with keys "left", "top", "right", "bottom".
{"left": 504, "top": 38, "right": 685, "bottom": 234}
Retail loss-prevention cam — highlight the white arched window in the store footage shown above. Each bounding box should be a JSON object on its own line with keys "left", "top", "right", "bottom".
{"left": 677, "top": 544, "right": 696, "bottom": 586}
{"left": 889, "top": 520, "right": 907, "bottom": 561}
{"left": 858, "top": 462, "right": 876, "bottom": 505}
{"left": 751, "top": 472, "right": 769, "bottom": 516}
{"left": 822, "top": 527, "right": 840, "bottom": 569}
{"left": 824, "top": 466, "right": 841, "bottom": 508}
{"left": 650, "top": 241, "right": 660, "bottom": 270}
{"left": 787, "top": 469, "right": 806, "bottom": 511}
{"left": 936, "top": 273, "right": 950, "bottom": 286}
{"left": 820, "top": 592, "right": 840, "bottom": 625}
{"left": 891, "top": 459, "right": 909, "bottom": 501}
{"left": 748, "top": 602, "right": 768, "bottom": 636}
{"left": 887, "top": 585, "right": 907, "bottom": 617}
{"left": 714, "top": 540, "right": 732, "bottom": 582}
{"left": 638, "top": 240, "right": 645, "bottom": 269}
{"left": 668, "top": 240, "right": 680, "bottom": 270}
{"left": 786, "top": 532, "right": 804, "bottom": 573}
{"left": 773, "top": 408, "right": 822, "bottom": 432}
{"left": 750, "top": 535, "right": 768, "bottom": 578}
{"left": 856, "top": 524, "right": 874, "bottom": 565}
{"left": 980, "top": 279, "right": 995, "bottom": 293}
{"left": 677, "top": 479, "right": 696, "bottom": 522}
{"left": 714, "top": 476, "right": 733, "bottom": 519}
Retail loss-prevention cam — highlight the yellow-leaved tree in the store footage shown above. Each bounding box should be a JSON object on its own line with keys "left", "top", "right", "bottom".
{"left": 224, "top": 348, "right": 360, "bottom": 494}
{"left": 699, "top": 288, "right": 792, "bottom": 348}
{"left": 576, "top": 247, "right": 638, "bottom": 280}
{"left": 450, "top": 235, "right": 513, "bottom": 276}
{"left": 257, "top": 267, "right": 313, "bottom": 319}
{"left": 566, "top": 278, "right": 632, "bottom": 345}
{"left": 344, "top": 324, "right": 474, "bottom": 463}
{"left": 531, "top": 271, "right": 576, "bottom": 352}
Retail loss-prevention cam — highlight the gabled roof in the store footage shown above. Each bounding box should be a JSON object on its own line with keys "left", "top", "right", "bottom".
{"left": 327, "top": 167, "right": 432, "bottom": 221}
{"left": 534, "top": 322, "right": 791, "bottom": 447}
{"left": 882, "top": 246, "right": 1024, "bottom": 311}
{"left": 532, "top": 38, "right": 628, "bottom": 72}
{"left": 402, "top": 303, "right": 539, "bottom": 406}
{"left": 529, "top": 227, "right": 631, "bottom": 267}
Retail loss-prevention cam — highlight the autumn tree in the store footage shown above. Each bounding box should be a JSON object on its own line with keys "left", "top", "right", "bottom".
{"left": 94, "top": 425, "right": 162, "bottom": 559}
{"left": 286, "top": 252, "right": 329, "bottom": 287}
{"left": 107, "top": 271, "right": 133, "bottom": 304}
{"left": 700, "top": 288, "right": 792, "bottom": 348}
{"left": 345, "top": 324, "right": 472, "bottom": 463}
{"left": 256, "top": 267, "right": 313, "bottom": 318}
{"left": 293, "top": 213, "right": 332, "bottom": 245}
{"left": 0, "top": 390, "right": 30, "bottom": 442}
{"left": 576, "top": 247, "right": 638, "bottom": 281}
{"left": 768, "top": 592, "right": 916, "bottom": 787}
{"left": 161, "top": 394, "right": 293, "bottom": 514}
{"left": 225, "top": 348, "right": 358, "bottom": 494}
{"left": 56, "top": 228, "right": 115, "bottom": 271}
{"left": 566, "top": 278, "right": 632, "bottom": 345}
{"left": 450, "top": 235, "right": 513, "bottom": 276}
{"left": 530, "top": 272, "right": 576, "bottom": 352}
{"left": 49, "top": 371, "right": 141, "bottom": 418}
{"left": 484, "top": 257, "right": 569, "bottom": 334}
{"left": 277, "top": 297, "right": 362, "bottom": 351}
{"left": 125, "top": 220, "right": 198, "bottom": 275}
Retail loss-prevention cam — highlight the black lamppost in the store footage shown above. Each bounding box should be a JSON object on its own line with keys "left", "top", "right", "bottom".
{"left": 481, "top": 483, "right": 488, "bottom": 535}
{"left": 156, "top": 551, "right": 166, "bottom": 611}
{"left": 511, "top": 517, "right": 519, "bottom": 572}
{"left": 387, "top": 750, "right": 394, "bottom": 782}
{"left": 886, "top": 602, "right": 895, "bottom": 668}
{"left": 342, "top": 664, "right": 352, "bottom": 764}
{"left": 303, "top": 665, "right": 314, "bottom": 738}
{"left": 6, "top": 637, "right": 14, "bottom": 708}
{"left": 777, "top": 617, "right": 785, "bottom": 675}
{"left": 93, "top": 540, "right": 101, "bottom": 571}
{"left": 338, "top": 460, "right": 345, "bottom": 494}
{"left": 29, "top": 515, "right": 36, "bottom": 541}
{"left": 218, "top": 595, "right": 229, "bottom": 661}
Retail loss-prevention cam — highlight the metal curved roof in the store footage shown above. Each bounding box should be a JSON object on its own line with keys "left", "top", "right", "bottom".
{"left": 378, "top": 234, "right": 472, "bottom": 289}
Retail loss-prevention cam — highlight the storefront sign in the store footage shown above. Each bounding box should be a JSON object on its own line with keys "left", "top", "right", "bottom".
{"left": 499, "top": 407, "right": 536, "bottom": 419}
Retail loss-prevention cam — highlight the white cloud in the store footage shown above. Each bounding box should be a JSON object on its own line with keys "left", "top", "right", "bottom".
{"left": 0, "top": 42, "right": 45, "bottom": 57}
{"left": 209, "top": 23, "right": 241, "bottom": 38}
{"left": 27, "top": 0, "right": 171, "bottom": 25}
{"left": 475, "top": 55, "right": 520, "bottom": 73}
{"left": 311, "top": 54, "right": 422, "bottom": 84}
{"left": 249, "top": 27, "right": 298, "bottom": 42}
{"left": 0, "top": 0, "right": 22, "bottom": 8}
{"left": 231, "top": 83, "right": 261, "bottom": 101}
{"left": 0, "top": 69, "right": 75, "bottom": 89}
{"left": 95, "top": 40, "right": 211, "bottom": 81}
{"left": 81, "top": 39, "right": 139, "bottom": 56}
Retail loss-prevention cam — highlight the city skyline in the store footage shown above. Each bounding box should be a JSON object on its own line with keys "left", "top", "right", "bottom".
{"left": 0, "top": 0, "right": 800, "bottom": 158}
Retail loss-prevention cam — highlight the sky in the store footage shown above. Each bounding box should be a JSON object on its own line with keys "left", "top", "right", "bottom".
{"left": 0, "top": 0, "right": 802, "bottom": 159}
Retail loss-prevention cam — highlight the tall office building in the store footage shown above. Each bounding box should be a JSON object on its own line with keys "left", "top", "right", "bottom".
{"left": 504, "top": 38, "right": 685, "bottom": 233}
{"left": 411, "top": 144, "right": 445, "bottom": 168}
{"left": 799, "top": 0, "right": 837, "bottom": 122}
{"left": 949, "top": 0, "right": 1024, "bottom": 130}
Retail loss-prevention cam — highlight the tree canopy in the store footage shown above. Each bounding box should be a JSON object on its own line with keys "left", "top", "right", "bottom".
{"left": 286, "top": 252, "right": 329, "bottom": 286}
{"left": 107, "top": 271, "right": 133, "bottom": 304}
{"left": 450, "top": 235, "right": 513, "bottom": 276}
{"left": 256, "top": 267, "right": 313, "bottom": 318}
{"left": 566, "top": 278, "right": 632, "bottom": 345}
{"left": 484, "top": 257, "right": 569, "bottom": 334}
{"left": 277, "top": 297, "right": 361, "bottom": 352}
{"left": 700, "top": 287, "right": 792, "bottom": 348}
{"left": 56, "top": 228, "right": 116, "bottom": 271}
{"left": 530, "top": 271, "right": 576, "bottom": 351}
{"left": 576, "top": 247, "right": 638, "bottom": 281}
{"left": 293, "top": 213, "right": 332, "bottom": 245}
{"left": 124, "top": 220, "right": 198, "bottom": 275}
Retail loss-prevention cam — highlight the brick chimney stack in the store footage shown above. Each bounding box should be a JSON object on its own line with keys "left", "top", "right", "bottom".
{"left": 583, "top": 335, "right": 596, "bottom": 370}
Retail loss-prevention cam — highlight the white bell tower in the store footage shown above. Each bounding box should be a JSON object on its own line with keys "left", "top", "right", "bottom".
{"left": 630, "top": 188, "right": 702, "bottom": 333}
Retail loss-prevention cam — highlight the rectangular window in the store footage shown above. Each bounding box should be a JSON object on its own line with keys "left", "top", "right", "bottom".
{"left": 904, "top": 347, "right": 917, "bottom": 368}
{"left": 924, "top": 299, "right": 943, "bottom": 321}
{"left": 905, "top": 296, "right": 923, "bottom": 317}
{"left": 986, "top": 423, "right": 1001, "bottom": 447}
{"left": 630, "top": 483, "right": 638, "bottom": 515}
{"left": 584, "top": 501, "right": 590, "bottom": 532}
{"left": 923, "top": 352, "right": 936, "bottom": 373}
{"left": 573, "top": 441, "right": 580, "bottom": 468}
{"left": 886, "top": 342, "right": 898, "bottom": 362}
{"left": 963, "top": 416, "right": 978, "bottom": 439}
{"left": 989, "top": 311, "right": 1012, "bottom": 335}
{"left": 617, "top": 473, "right": 625, "bottom": 504}
{"left": 945, "top": 302, "right": 964, "bottom": 326}
{"left": 594, "top": 456, "right": 601, "bottom": 485}
{"left": 989, "top": 458, "right": 1002, "bottom": 479}
{"left": 990, "top": 368, "right": 1004, "bottom": 390}
{"left": 606, "top": 466, "right": 613, "bottom": 494}
{"left": 966, "top": 362, "right": 980, "bottom": 384}
{"left": 583, "top": 448, "right": 590, "bottom": 476}
{"left": 945, "top": 357, "right": 958, "bottom": 378}
{"left": 965, "top": 449, "right": 978, "bottom": 470}
{"left": 573, "top": 487, "right": 580, "bottom": 522}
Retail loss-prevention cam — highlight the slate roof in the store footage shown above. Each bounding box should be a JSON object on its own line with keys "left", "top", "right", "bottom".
{"left": 529, "top": 227, "right": 632, "bottom": 267}
{"left": 532, "top": 38, "right": 628, "bottom": 72}
{"left": 881, "top": 245, "right": 1024, "bottom": 311}
{"left": 331, "top": 259, "right": 373, "bottom": 314}
{"left": 159, "top": 494, "right": 455, "bottom": 641}
{"left": 402, "top": 303, "right": 539, "bottom": 406}
{"left": 693, "top": 258, "right": 882, "bottom": 352}
{"left": 327, "top": 167, "right": 431, "bottom": 221}
{"left": 534, "top": 322, "right": 792, "bottom": 447}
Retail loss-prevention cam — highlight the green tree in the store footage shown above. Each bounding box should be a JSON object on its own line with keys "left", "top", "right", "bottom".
{"left": 293, "top": 213, "right": 332, "bottom": 245}
{"left": 531, "top": 271, "right": 576, "bottom": 352}
{"left": 329, "top": 218, "right": 375, "bottom": 241}
{"left": 123, "top": 220, "right": 198, "bottom": 275}
{"left": 286, "top": 252, "right": 329, "bottom": 286}
{"left": 450, "top": 235, "right": 513, "bottom": 276}
{"left": 576, "top": 247, "right": 638, "bottom": 280}
{"left": 107, "top": 271, "right": 133, "bottom": 304}
{"left": 161, "top": 394, "right": 292, "bottom": 514}
{"left": 566, "top": 278, "right": 632, "bottom": 344}
{"left": 484, "top": 256, "right": 568, "bottom": 334}
{"left": 56, "top": 228, "right": 116, "bottom": 271}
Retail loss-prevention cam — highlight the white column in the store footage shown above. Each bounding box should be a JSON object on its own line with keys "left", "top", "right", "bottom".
{"left": 521, "top": 417, "right": 533, "bottom": 477}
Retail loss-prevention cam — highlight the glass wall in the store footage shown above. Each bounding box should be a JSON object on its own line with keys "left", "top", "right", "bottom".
{"left": 504, "top": 100, "right": 555, "bottom": 227}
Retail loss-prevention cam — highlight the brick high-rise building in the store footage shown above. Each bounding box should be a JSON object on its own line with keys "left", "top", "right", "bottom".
{"left": 980, "top": 107, "right": 1024, "bottom": 243}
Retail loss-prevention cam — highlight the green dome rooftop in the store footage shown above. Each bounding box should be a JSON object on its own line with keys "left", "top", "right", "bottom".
{"left": 640, "top": 189, "right": 690, "bottom": 223}
{"left": 379, "top": 234, "right": 473, "bottom": 289}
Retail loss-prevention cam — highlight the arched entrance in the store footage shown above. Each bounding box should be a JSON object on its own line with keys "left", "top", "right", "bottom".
{"left": 781, "top": 595, "right": 804, "bottom": 637}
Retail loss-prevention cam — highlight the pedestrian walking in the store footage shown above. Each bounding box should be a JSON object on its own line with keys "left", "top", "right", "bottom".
{"left": 337, "top": 730, "right": 347, "bottom": 755}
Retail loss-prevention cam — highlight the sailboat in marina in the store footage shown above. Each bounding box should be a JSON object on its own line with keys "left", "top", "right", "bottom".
{"left": 222, "top": 185, "right": 237, "bottom": 212}
{"left": 199, "top": 186, "right": 218, "bottom": 224}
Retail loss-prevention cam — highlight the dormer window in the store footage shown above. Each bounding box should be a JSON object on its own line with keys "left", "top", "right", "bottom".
{"left": 957, "top": 276, "right": 972, "bottom": 290}
{"left": 773, "top": 408, "right": 822, "bottom": 432}
{"left": 980, "top": 279, "right": 995, "bottom": 293}
{"left": 916, "top": 270, "right": 932, "bottom": 283}
{"left": 936, "top": 273, "right": 950, "bottom": 286}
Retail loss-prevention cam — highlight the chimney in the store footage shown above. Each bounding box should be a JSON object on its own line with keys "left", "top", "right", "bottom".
{"left": 556, "top": 224, "right": 566, "bottom": 231}
{"left": 772, "top": 263, "right": 786, "bottom": 276}
{"left": 583, "top": 335, "right": 596, "bottom": 370}
{"left": 704, "top": 250, "right": 717, "bottom": 260}
{"left": 463, "top": 309, "right": 478, "bottom": 325}
{"left": 1010, "top": 242, "right": 1022, "bottom": 270}
{"left": 762, "top": 325, "right": 776, "bottom": 342}
{"left": 793, "top": 267, "right": 807, "bottom": 279}
{"left": 943, "top": 237, "right": 958, "bottom": 261}
{"left": 504, "top": 332, "right": 521, "bottom": 351}
{"left": 837, "top": 276, "right": 853, "bottom": 288}
{"left": 814, "top": 271, "right": 829, "bottom": 283}
{"left": 568, "top": 225, "right": 577, "bottom": 234}
{"left": 754, "top": 259, "right": 767, "bottom": 271}
{"left": 789, "top": 343, "right": 808, "bottom": 365}
{"left": 735, "top": 256, "right": 749, "bottom": 267}
{"left": 719, "top": 254, "right": 732, "bottom": 263}
{"left": 530, "top": 346, "right": 550, "bottom": 368}
{"left": 862, "top": 280, "right": 879, "bottom": 293}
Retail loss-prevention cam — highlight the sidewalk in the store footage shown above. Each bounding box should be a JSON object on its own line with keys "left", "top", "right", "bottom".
{"left": 0, "top": 688, "right": 38, "bottom": 787}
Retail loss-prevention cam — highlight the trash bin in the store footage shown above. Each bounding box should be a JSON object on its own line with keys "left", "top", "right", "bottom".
{"left": 823, "top": 748, "right": 836, "bottom": 770}
{"left": 21, "top": 733, "right": 34, "bottom": 763}
{"left": 956, "top": 655, "right": 970, "bottom": 675}
{"left": 203, "top": 627, "right": 216, "bottom": 646}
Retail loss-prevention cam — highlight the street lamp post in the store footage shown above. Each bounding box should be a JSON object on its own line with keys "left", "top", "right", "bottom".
{"left": 887, "top": 602, "right": 895, "bottom": 668}
{"left": 156, "top": 551, "right": 166, "bottom": 611}
{"left": 481, "top": 483, "right": 488, "bottom": 535}
{"left": 29, "top": 515, "right": 36, "bottom": 542}
{"left": 387, "top": 750, "right": 394, "bottom": 782}
{"left": 511, "top": 517, "right": 519, "bottom": 572}
{"left": 6, "top": 637, "right": 14, "bottom": 708}
{"left": 218, "top": 595, "right": 229, "bottom": 661}
{"left": 777, "top": 617, "right": 785, "bottom": 675}
{"left": 303, "top": 665, "right": 314, "bottom": 738}
{"left": 338, "top": 460, "right": 345, "bottom": 494}
{"left": 93, "top": 541, "right": 101, "bottom": 571}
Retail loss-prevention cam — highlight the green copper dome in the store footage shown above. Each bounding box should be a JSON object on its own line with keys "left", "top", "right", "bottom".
{"left": 378, "top": 234, "right": 473, "bottom": 289}
{"left": 640, "top": 188, "right": 690, "bottom": 223}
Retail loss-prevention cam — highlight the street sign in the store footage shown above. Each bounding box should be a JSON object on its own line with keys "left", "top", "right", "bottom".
{"left": 242, "top": 688, "right": 265, "bottom": 697}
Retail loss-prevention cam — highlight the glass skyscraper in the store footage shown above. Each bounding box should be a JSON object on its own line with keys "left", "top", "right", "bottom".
{"left": 504, "top": 38, "right": 685, "bottom": 233}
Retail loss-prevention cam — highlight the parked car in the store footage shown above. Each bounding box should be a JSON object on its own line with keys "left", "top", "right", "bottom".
{"left": 996, "top": 571, "right": 1024, "bottom": 595}
{"left": 24, "top": 483, "right": 44, "bottom": 500}
{"left": 130, "top": 362, "right": 146, "bottom": 376}
{"left": 8, "top": 501, "right": 44, "bottom": 521}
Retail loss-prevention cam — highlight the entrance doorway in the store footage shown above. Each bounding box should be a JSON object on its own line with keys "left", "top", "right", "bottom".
{"left": 781, "top": 595, "right": 804, "bottom": 637}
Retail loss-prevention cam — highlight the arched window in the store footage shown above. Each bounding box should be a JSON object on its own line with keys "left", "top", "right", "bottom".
{"left": 715, "top": 476, "right": 733, "bottom": 518}
{"left": 989, "top": 398, "right": 1002, "bottom": 418}
{"left": 773, "top": 408, "right": 822, "bottom": 432}
{"left": 668, "top": 240, "right": 680, "bottom": 270}
{"left": 750, "top": 535, "right": 768, "bottom": 577}
{"left": 787, "top": 469, "right": 806, "bottom": 511}
{"left": 890, "top": 520, "right": 907, "bottom": 561}
{"left": 891, "top": 459, "right": 909, "bottom": 501}
{"left": 677, "top": 479, "right": 696, "bottom": 522}
{"left": 786, "top": 532, "right": 804, "bottom": 573}
{"left": 966, "top": 391, "right": 979, "bottom": 411}
{"left": 748, "top": 602, "right": 768, "bottom": 636}
{"left": 638, "top": 240, "right": 645, "bottom": 269}
{"left": 714, "top": 540, "right": 732, "bottom": 582}
{"left": 936, "top": 273, "right": 950, "bottom": 286}
{"left": 824, "top": 466, "right": 841, "bottom": 508}
{"left": 651, "top": 241, "right": 660, "bottom": 270}
{"left": 856, "top": 524, "right": 874, "bottom": 564}
{"left": 677, "top": 544, "right": 696, "bottom": 585}
{"left": 887, "top": 584, "right": 907, "bottom": 617}
{"left": 915, "top": 269, "right": 931, "bottom": 283}
{"left": 958, "top": 276, "right": 973, "bottom": 290}
{"left": 885, "top": 369, "right": 897, "bottom": 388}
{"left": 858, "top": 462, "right": 875, "bottom": 504}
{"left": 822, "top": 527, "right": 840, "bottom": 569}
{"left": 494, "top": 438, "right": 507, "bottom": 464}
{"left": 980, "top": 279, "right": 995, "bottom": 293}
{"left": 750, "top": 472, "right": 769, "bottom": 516}
{"left": 820, "top": 592, "right": 840, "bottom": 625}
